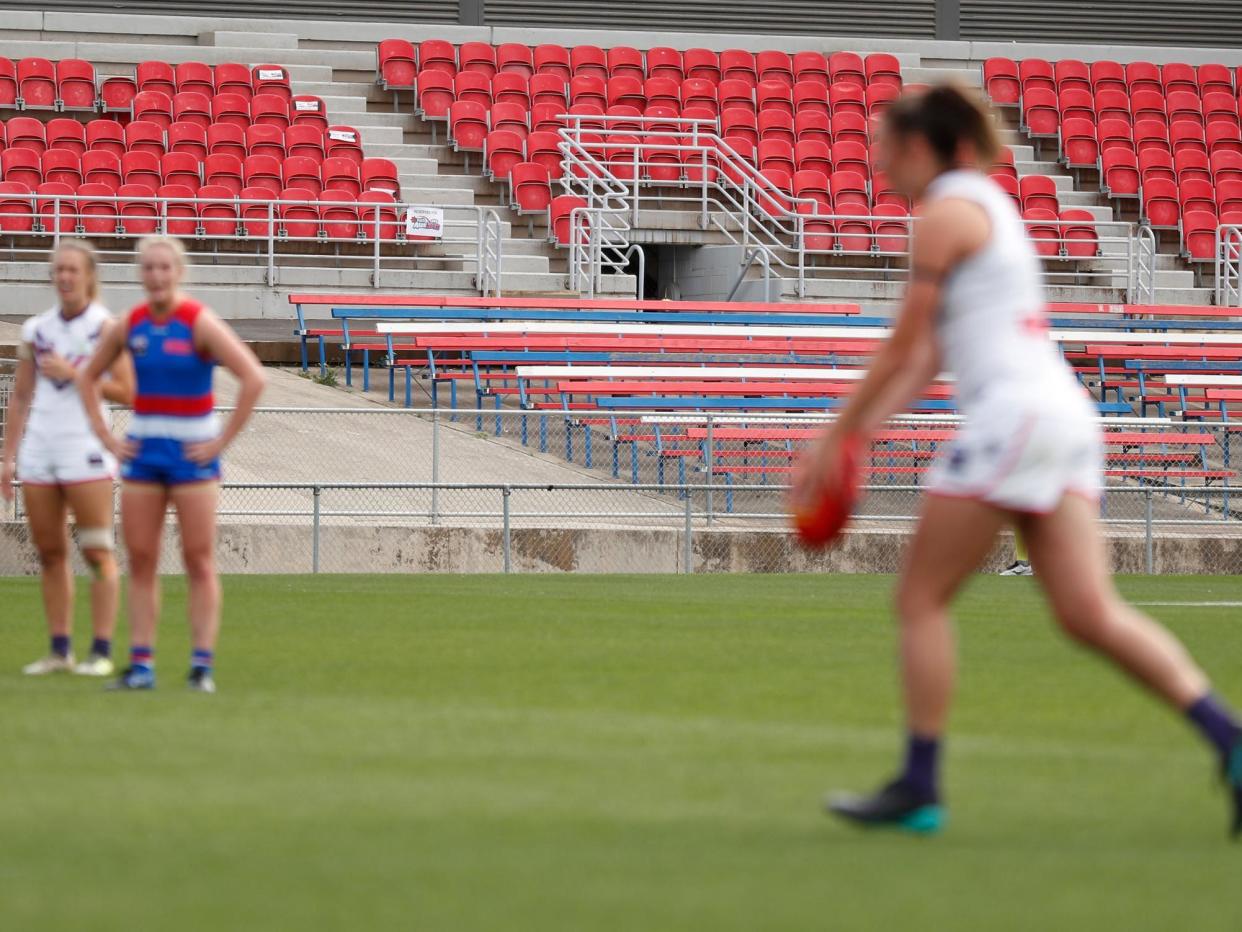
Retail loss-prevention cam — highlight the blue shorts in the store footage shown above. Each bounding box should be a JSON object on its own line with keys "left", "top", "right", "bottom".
{"left": 121, "top": 437, "right": 221, "bottom": 486}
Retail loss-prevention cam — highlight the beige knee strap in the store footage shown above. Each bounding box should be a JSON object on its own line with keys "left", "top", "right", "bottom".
{"left": 77, "top": 527, "right": 115, "bottom": 552}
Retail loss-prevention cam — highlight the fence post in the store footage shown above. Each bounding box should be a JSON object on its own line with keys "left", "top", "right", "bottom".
{"left": 1144, "top": 488, "right": 1154, "bottom": 574}
{"left": 431, "top": 409, "right": 441, "bottom": 525}
{"left": 683, "top": 489, "right": 693, "bottom": 573}
{"left": 502, "top": 486, "right": 512, "bottom": 573}
{"left": 312, "top": 484, "right": 321, "bottom": 574}
{"left": 705, "top": 414, "right": 715, "bottom": 524}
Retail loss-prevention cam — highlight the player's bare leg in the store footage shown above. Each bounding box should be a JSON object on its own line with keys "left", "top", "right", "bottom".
{"left": 109, "top": 481, "right": 167, "bottom": 690}
{"left": 172, "top": 480, "right": 220, "bottom": 693}
{"left": 63, "top": 479, "right": 119, "bottom": 675}
{"left": 21, "top": 483, "right": 75, "bottom": 674}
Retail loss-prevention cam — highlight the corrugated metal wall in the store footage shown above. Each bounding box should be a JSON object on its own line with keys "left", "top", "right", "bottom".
{"left": 4, "top": 0, "right": 460, "bottom": 22}
{"left": 960, "top": 0, "right": 1242, "bottom": 46}
{"left": 483, "top": 1, "right": 937, "bottom": 37}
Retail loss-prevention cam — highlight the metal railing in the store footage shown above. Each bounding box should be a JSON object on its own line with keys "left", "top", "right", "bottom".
{"left": 555, "top": 115, "right": 1155, "bottom": 301}
{"left": 0, "top": 191, "right": 505, "bottom": 296}
{"left": 1216, "top": 223, "right": 1242, "bottom": 308}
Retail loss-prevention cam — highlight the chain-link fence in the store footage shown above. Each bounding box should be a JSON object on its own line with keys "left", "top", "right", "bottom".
{"left": 4, "top": 406, "right": 1242, "bottom": 574}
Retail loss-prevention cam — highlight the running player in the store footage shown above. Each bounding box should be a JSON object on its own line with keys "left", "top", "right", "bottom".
{"left": 2, "top": 240, "right": 133, "bottom": 676}
{"left": 79, "top": 236, "right": 266, "bottom": 693}
{"left": 793, "top": 85, "right": 1242, "bottom": 837}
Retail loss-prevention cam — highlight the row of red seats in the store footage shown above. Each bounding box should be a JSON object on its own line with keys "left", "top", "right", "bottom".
{"left": 380, "top": 40, "right": 902, "bottom": 90}
{"left": 985, "top": 58, "right": 1237, "bottom": 104}
{"left": 0, "top": 57, "right": 294, "bottom": 113}
{"left": 415, "top": 70, "right": 899, "bottom": 123}
{"left": 1026, "top": 88, "right": 1242, "bottom": 135}
{"left": 0, "top": 117, "right": 363, "bottom": 163}
{"left": 0, "top": 179, "right": 404, "bottom": 240}
{"left": 1023, "top": 208, "right": 1102, "bottom": 258}
{"left": 1103, "top": 148, "right": 1242, "bottom": 195}
{"left": 121, "top": 90, "right": 325, "bottom": 132}
{"left": 1056, "top": 117, "right": 1242, "bottom": 167}
{"left": 0, "top": 147, "right": 399, "bottom": 198}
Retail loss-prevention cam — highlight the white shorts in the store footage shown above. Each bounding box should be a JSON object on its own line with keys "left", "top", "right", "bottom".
{"left": 926, "top": 394, "right": 1102, "bottom": 515}
{"left": 17, "top": 430, "right": 117, "bottom": 487}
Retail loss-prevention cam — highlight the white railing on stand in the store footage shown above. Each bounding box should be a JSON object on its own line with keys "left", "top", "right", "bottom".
{"left": 1216, "top": 224, "right": 1242, "bottom": 308}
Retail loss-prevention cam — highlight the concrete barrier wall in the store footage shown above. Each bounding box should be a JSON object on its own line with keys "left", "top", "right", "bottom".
{"left": 2, "top": 519, "right": 1237, "bottom": 575}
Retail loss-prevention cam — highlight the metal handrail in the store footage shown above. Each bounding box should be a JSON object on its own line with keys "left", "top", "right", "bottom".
{"left": 1216, "top": 224, "right": 1242, "bottom": 308}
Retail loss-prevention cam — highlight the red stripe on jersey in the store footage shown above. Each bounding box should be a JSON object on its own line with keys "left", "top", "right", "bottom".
{"left": 133, "top": 394, "right": 215, "bottom": 416}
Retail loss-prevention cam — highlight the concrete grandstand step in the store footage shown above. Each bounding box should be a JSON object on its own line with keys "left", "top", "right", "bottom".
{"left": 200, "top": 30, "right": 299, "bottom": 49}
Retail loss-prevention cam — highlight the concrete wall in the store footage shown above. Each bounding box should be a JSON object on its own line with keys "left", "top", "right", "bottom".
{"left": 2, "top": 519, "right": 1234, "bottom": 575}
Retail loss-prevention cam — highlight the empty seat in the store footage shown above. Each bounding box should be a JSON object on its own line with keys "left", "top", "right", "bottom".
{"left": 681, "top": 78, "right": 718, "bottom": 114}
{"left": 1207, "top": 123, "right": 1242, "bottom": 156}
{"left": 320, "top": 188, "right": 360, "bottom": 240}
{"left": 157, "top": 183, "right": 198, "bottom": 236}
{"left": 828, "top": 52, "right": 866, "bottom": 89}
{"left": 172, "top": 91, "right": 212, "bottom": 129}
{"left": 873, "top": 203, "right": 910, "bottom": 253}
{"left": 378, "top": 39, "right": 417, "bottom": 91}
{"left": 251, "top": 65, "right": 290, "bottom": 103}
{"left": 251, "top": 94, "right": 290, "bottom": 130}
{"left": 211, "top": 93, "right": 251, "bottom": 129}
{"left": 492, "top": 72, "right": 529, "bottom": 108}
{"left": 1126, "top": 61, "right": 1162, "bottom": 95}
{"left": 1022, "top": 207, "right": 1061, "bottom": 257}
{"left": 450, "top": 101, "right": 489, "bottom": 152}
{"left": 87, "top": 120, "right": 126, "bottom": 158}
{"left": 239, "top": 185, "right": 275, "bottom": 238}
{"left": 832, "top": 111, "right": 869, "bottom": 148}
{"left": 550, "top": 193, "right": 587, "bottom": 244}
{"left": 418, "top": 40, "right": 457, "bottom": 77}
{"left": 983, "top": 57, "right": 1019, "bottom": 104}
{"left": 757, "top": 50, "right": 794, "bottom": 87}
{"left": 866, "top": 53, "right": 902, "bottom": 89}
{"left": 511, "top": 161, "right": 552, "bottom": 213}
{"left": 721, "top": 49, "right": 758, "bottom": 88}
{"left": 36, "top": 181, "right": 77, "bottom": 233}
{"left": 794, "top": 139, "right": 831, "bottom": 176}
{"left": 486, "top": 130, "right": 525, "bottom": 181}
{"left": 1171, "top": 122, "right": 1208, "bottom": 156}
{"left": 460, "top": 42, "right": 497, "bottom": 79}
{"left": 866, "top": 83, "right": 899, "bottom": 117}
{"left": 6, "top": 117, "right": 47, "bottom": 154}
{"left": 1142, "top": 178, "right": 1180, "bottom": 227}
{"left": 792, "top": 51, "right": 829, "bottom": 89}
{"left": 684, "top": 48, "right": 720, "bottom": 83}
{"left": 1019, "top": 174, "right": 1059, "bottom": 213}
{"left": 205, "top": 153, "right": 244, "bottom": 195}
{"left": 160, "top": 151, "right": 200, "bottom": 192}
{"left": 136, "top": 60, "right": 175, "bottom": 97}
{"left": 830, "top": 170, "right": 869, "bottom": 212}
{"left": 1139, "top": 148, "right": 1177, "bottom": 186}
{"left": 198, "top": 183, "right": 240, "bottom": 236}
{"left": 325, "top": 126, "right": 364, "bottom": 165}
{"left": 828, "top": 82, "right": 866, "bottom": 120}
{"left": 497, "top": 43, "right": 534, "bottom": 78}
{"left": 1090, "top": 60, "right": 1126, "bottom": 93}
{"left": 207, "top": 123, "right": 246, "bottom": 161}
{"left": 455, "top": 71, "right": 491, "bottom": 109}
{"left": 321, "top": 156, "right": 361, "bottom": 197}
{"left": 283, "top": 155, "right": 322, "bottom": 196}
{"left": 118, "top": 182, "right": 159, "bottom": 235}
{"left": 245, "top": 123, "right": 285, "bottom": 161}
{"left": 756, "top": 138, "right": 795, "bottom": 177}
{"left": 647, "top": 47, "right": 683, "bottom": 83}
{"left": 1162, "top": 62, "right": 1198, "bottom": 95}
{"left": 570, "top": 46, "right": 607, "bottom": 82}
{"left": 721, "top": 109, "right": 758, "bottom": 147}
{"left": 361, "top": 157, "right": 400, "bottom": 196}
{"left": 830, "top": 140, "right": 870, "bottom": 179}
{"left": 1094, "top": 88, "right": 1131, "bottom": 126}
{"left": 291, "top": 95, "right": 328, "bottom": 130}
{"left": 1021, "top": 87, "right": 1058, "bottom": 137}
{"left": 281, "top": 186, "right": 321, "bottom": 240}
{"left": 175, "top": 61, "right": 215, "bottom": 99}
{"left": 286, "top": 125, "right": 325, "bottom": 162}
{"left": 534, "top": 44, "right": 571, "bottom": 80}
{"left": 417, "top": 70, "right": 454, "bottom": 120}
{"left": 243, "top": 154, "right": 282, "bottom": 196}
{"left": 1054, "top": 59, "right": 1091, "bottom": 93}
{"left": 1182, "top": 209, "right": 1219, "bottom": 261}
{"left": 1167, "top": 91, "right": 1204, "bottom": 129}
{"left": 1180, "top": 177, "right": 1217, "bottom": 216}
{"left": 757, "top": 81, "right": 793, "bottom": 117}
{"left": 76, "top": 182, "right": 118, "bottom": 234}
{"left": 100, "top": 74, "right": 137, "bottom": 113}
{"left": 56, "top": 59, "right": 97, "bottom": 111}
{"left": 1059, "top": 209, "right": 1098, "bottom": 257}
{"left": 82, "top": 150, "right": 121, "bottom": 190}
{"left": 1101, "top": 147, "right": 1140, "bottom": 197}
{"left": 607, "top": 46, "right": 645, "bottom": 82}
{"left": 1059, "top": 87, "right": 1094, "bottom": 123}
{"left": 530, "top": 73, "right": 568, "bottom": 110}
{"left": 793, "top": 81, "right": 829, "bottom": 117}
{"left": 526, "top": 132, "right": 562, "bottom": 176}
{"left": 570, "top": 75, "right": 607, "bottom": 110}
{"left": 46, "top": 119, "right": 86, "bottom": 156}
{"left": 18, "top": 58, "right": 57, "bottom": 109}
{"left": 2, "top": 147, "right": 42, "bottom": 189}
{"left": 607, "top": 75, "right": 644, "bottom": 110}
{"left": 758, "top": 109, "right": 795, "bottom": 147}
{"left": 794, "top": 110, "right": 831, "bottom": 146}
{"left": 643, "top": 135, "right": 681, "bottom": 182}
{"left": 1061, "top": 117, "right": 1099, "bottom": 168}
{"left": 1212, "top": 150, "right": 1242, "bottom": 184}
{"left": 214, "top": 62, "right": 253, "bottom": 99}
{"left": 41, "top": 149, "right": 81, "bottom": 188}
{"left": 1199, "top": 63, "right": 1235, "bottom": 97}
{"left": 124, "top": 120, "right": 165, "bottom": 157}
{"left": 491, "top": 101, "right": 529, "bottom": 139}
{"left": 358, "top": 190, "right": 400, "bottom": 241}
{"left": 121, "top": 150, "right": 161, "bottom": 190}
{"left": 1174, "top": 148, "right": 1211, "bottom": 185}
{"left": 133, "top": 90, "right": 173, "bottom": 130}
{"left": 0, "top": 57, "right": 17, "bottom": 107}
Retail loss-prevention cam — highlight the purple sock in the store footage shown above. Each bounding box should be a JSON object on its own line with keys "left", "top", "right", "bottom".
{"left": 900, "top": 734, "right": 941, "bottom": 802}
{"left": 51, "top": 635, "right": 71, "bottom": 658}
{"left": 1187, "top": 693, "right": 1242, "bottom": 760}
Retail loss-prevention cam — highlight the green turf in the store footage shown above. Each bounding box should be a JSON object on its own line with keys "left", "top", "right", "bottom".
{"left": 1, "top": 573, "right": 1240, "bottom": 931}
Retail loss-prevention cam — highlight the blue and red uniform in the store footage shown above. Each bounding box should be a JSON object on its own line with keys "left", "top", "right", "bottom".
{"left": 122, "top": 298, "right": 220, "bottom": 485}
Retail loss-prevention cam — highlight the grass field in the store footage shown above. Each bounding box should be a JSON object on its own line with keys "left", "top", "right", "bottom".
{"left": 1, "top": 573, "right": 1240, "bottom": 931}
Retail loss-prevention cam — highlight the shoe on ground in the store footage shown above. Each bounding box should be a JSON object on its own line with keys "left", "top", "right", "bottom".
{"left": 106, "top": 666, "right": 156, "bottom": 691}
{"left": 825, "top": 779, "right": 945, "bottom": 835}
{"left": 999, "top": 560, "right": 1034, "bottom": 577}
{"left": 187, "top": 668, "right": 216, "bottom": 694}
{"left": 73, "top": 654, "right": 115, "bottom": 677}
{"left": 23, "top": 653, "right": 76, "bottom": 675}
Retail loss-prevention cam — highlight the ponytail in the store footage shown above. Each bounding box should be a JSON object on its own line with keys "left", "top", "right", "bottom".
{"left": 881, "top": 82, "right": 1001, "bottom": 169}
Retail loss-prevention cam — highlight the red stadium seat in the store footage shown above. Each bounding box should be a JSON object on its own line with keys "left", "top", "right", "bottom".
{"left": 1180, "top": 177, "right": 1217, "bottom": 216}
{"left": 866, "top": 84, "right": 899, "bottom": 117}
{"left": 757, "top": 138, "right": 795, "bottom": 177}
{"left": 361, "top": 157, "right": 400, "bottom": 196}
{"left": 758, "top": 109, "right": 795, "bottom": 147}
{"left": 1090, "top": 60, "right": 1126, "bottom": 93}
{"left": 1101, "top": 147, "right": 1140, "bottom": 196}
{"left": 0, "top": 57, "right": 16, "bottom": 107}
{"left": 1207, "top": 123, "right": 1242, "bottom": 157}
{"left": 419, "top": 40, "right": 457, "bottom": 77}
{"left": 831, "top": 111, "right": 869, "bottom": 148}
{"left": 991, "top": 146, "right": 1018, "bottom": 181}
{"left": 606, "top": 104, "right": 641, "bottom": 134}
{"left": 831, "top": 140, "right": 870, "bottom": 180}
{"left": 133, "top": 90, "right": 172, "bottom": 130}
{"left": 511, "top": 161, "right": 552, "bottom": 213}
{"left": 56, "top": 59, "right": 96, "bottom": 111}
{"left": 684, "top": 48, "right": 720, "bottom": 83}
{"left": 454, "top": 71, "right": 491, "bottom": 109}
{"left": 214, "top": 62, "right": 253, "bottom": 99}
{"left": 172, "top": 91, "right": 211, "bottom": 130}
{"left": 874, "top": 172, "right": 909, "bottom": 210}
{"left": 1126, "top": 61, "right": 1162, "bottom": 95}
{"left": 1133, "top": 119, "right": 1170, "bottom": 156}
{"left": 175, "top": 61, "right": 214, "bottom": 99}
{"left": 550, "top": 193, "right": 587, "bottom": 244}
{"left": 448, "top": 100, "right": 488, "bottom": 153}
{"left": 1019, "top": 174, "right": 1059, "bottom": 214}
{"left": 291, "top": 95, "right": 328, "bottom": 130}
{"left": 82, "top": 150, "right": 121, "bottom": 190}
{"left": 160, "top": 151, "right": 200, "bottom": 192}
{"left": 757, "top": 50, "right": 794, "bottom": 87}
{"left": 1174, "top": 148, "right": 1211, "bottom": 185}
{"left": 1061, "top": 117, "right": 1099, "bottom": 168}
{"left": 1139, "top": 148, "right": 1176, "bottom": 186}
{"left": 36, "top": 181, "right": 76, "bottom": 233}
{"left": 720, "top": 49, "right": 757, "bottom": 88}
{"left": 87, "top": 120, "right": 125, "bottom": 159}
{"left": 1182, "top": 209, "right": 1219, "bottom": 261}
{"left": 526, "top": 132, "right": 562, "bottom": 176}
{"left": 647, "top": 47, "right": 683, "bottom": 83}
{"left": 496, "top": 43, "right": 533, "bottom": 78}
{"left": 18, "top": 57, "right": 57, "bottom": 109}
{"left": 830, "top": 170, "right": 869, "bottom": 212}
{"left": 983, "top": 57, "right": 1019, "bottom": 104}
{"left": 607, "top": 75, "right": 645, "bottom": 110}
{"left": 793, "top": 81, "right": 829, "bottom": 117}
{"left": 286, "top": 125, "right": 325, "bottom": 162}
{"left": 486, "top": 130, "right": 525, "bottom": 181}
{"left": 358, "top": 190, "right": 400, "bottom": 241}
{"left": 459, "top": 42, "right": 497, "bottom": 80}
{"left": 1162, "top": 62, "right": 1198, "bottom": 95}
{"left": 118, "top": 182, "right": 159, "bottom": 235}
{"left": 493, "top": 72, "right": 530, "bottom": 108}
{"left": 1022, "top": 207, "right": 1061, "bottom": 257}
{"left": 1021, "top": 87, "right": 1059, "bottom": 137}
{"left": 40, "top": 149, "right": 81, "bottom": 188}
{"left": 643, "top": 76, "right": 680, "bottom": 112}
{"left": 829, "top": 52, "right": 866, "bottom": 89}
{"left": 100, "top": 74, "right": 136, "bottom": 113}
{"left": 1212, "top": 150, "right": 1242, "bottom": 184}
{"left": 415, "top": 70, "right": 453, "bottom": 122}
{"left": 199, "top": 183, "right": 240, "bottom": 236}
{"left": 829, "top": 81, "right": 866, "bottom": 120}
{"left": 211, "top": 93, "right": 251, "bottom": 129}
{"left": 167, "top": 121, "right": 206, "bottom": 160}
{"left": 245, "top": 123, "right": 285, "bottom": 160}
{"left": 607, "top": 46, "right": 644, "bottom": 82}
{"left": 836, "top": 208, "right": 873, "bottom": 252}
{"left": 644, "top": 135, "right": 682, "bottom": 182}
{"left": 534, "top": 44, "right": 570, "bottom": 80}
{"left": 157, "top": 183, "right": 198, "bottom": 236}
{"left": 681, "top": 78, "right": 718, "bottom": 115}
{"left": 1059, "top": 208, "right": 1098, "bottom": 257}
{"left": 757, "top": 80, "right": 793, "bottom": 117}
{"left": 874, "top": 203, "right": 910, "bottom": 253}
{"left": 1171, "top": 122, "right": 1208, "bottom": 156}
{"left": 795, "top": 110, "right": 831, "bottom": 146}
{"left": 239, "top": 185, "right": 274, "bottom": 238}
{"left": 283, "top": 155, "right": 323, "bottom": 196}
{"left": 6, "top": 117, "right": 46, "bottom": 154}
{"left": 121, "top": 150, "right": 161, "bottom": 190}
{"left": 3, "top": 148, "right": 42, "bottom": 189}
{"left": 794, "top": 139, "right": 831, "bottom": 176}
{"left": 530, "top": 73, "right": 568, "bottom": 110}
{"left": 1094, "top": 88, "right": 1131, "bottom": 126}
{"left": 1058, "top": 87, "right": 1094, "bottom": 123}
{"left": 251, "top": 94, "right": 290, "bottom": 130}
{"left": 136, "top": 60, "right": 175, "bottom": 97}
{"left": 279, "top": 186, "right": 320, "bottom": 239}
{"left": 1198, "top": 63, "right": 1234, "bottom": 96}
{"left": 320, "top": 189, "right": 360, "bottom": 240}
{"left": 252, "top": 65, "right": 291, "bottom": 102}
{"left": 243, "top": 154, "right": 282, "bottom": 196}
{"left": 325, "top": 126, "right": 364, "bottom": 165}
{"left": 46, "top": 119, "right": 86, "bottom": 156}
{"left": 1203, "top": 92, "right": 1241, "bottom": 131}
{"left": 1167, "top": 91, "right": 1204, "bottom": 129}
{"left": 717, "top": 79, "right": 753, "bottom": 115}
{"left": 866, "top": 53, "right": 902, "bottom": 90}
{"left": 681, "top": 140, "right": 720, "bottom": 183}
{"left": 1054, "top": 59, "right": 1090, "bottom": 93}
{"left": 606, "top": 134, "right": 641, "bottom": 181}
{"left": 990, "top": 171, "right": 1020, "bottom": 202}
{"left": 1018, "top": 59, "right": 1054, "bottom": 95}
{"left": 721, "top": 109, "right": 758, "bottom": 147}
{"left": 378, "top": 39, "right": 417, "bottom": 91}
{"left": 207, "top": 123, "right": 246, "bottom": 161}
{"left": 1217, "top": 179, "right": 1242, "bottom": 215}
{"left": 570, "top": 46, "right": 607, "bottom": 82}
{"left": 1142, "top": 178, "right": 1180, "bottom": 228}
{"left": 124, "top": 120, "right": 165, "bottom": 157}
{"left": 757, "top": 167, "right": 792, "bottom": 216}
{"left": 321, "top": 156, "right": 361, "bottom": 197}
{"left": 570, "top": 75, "right": 607, "bottom": 110}
{"left": 76, "top": 182, "right": 117, "bottom": 233}
{"left": 790, "top": 51, "right": 829, "bottom": 89}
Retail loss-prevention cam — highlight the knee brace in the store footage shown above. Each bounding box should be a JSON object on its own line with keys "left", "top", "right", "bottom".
{"left": 77, "top": 527, "right": 114, "bottom": 578}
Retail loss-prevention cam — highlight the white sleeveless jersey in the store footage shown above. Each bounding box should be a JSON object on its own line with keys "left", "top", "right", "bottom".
{"left": 20, "top": 302, "right": 113, "bottom": 443}
{"left": 924, "top": 170, "right": 1083, "bottom": 415}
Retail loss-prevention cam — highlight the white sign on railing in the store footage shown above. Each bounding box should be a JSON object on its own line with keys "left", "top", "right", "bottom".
{"left": 404, "top": 206, "right": 444, "bottom": 240}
